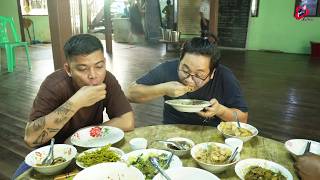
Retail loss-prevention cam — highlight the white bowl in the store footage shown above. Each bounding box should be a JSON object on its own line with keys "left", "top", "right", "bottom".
{"left": 129, "top": 138, "right": 148, "bottom": 150}
{"left": 217, "top": 122, "right": 258, "bottom": 142}
{"left": 152, "top": 167, "right": 220, "bottom": 180}
{"left": 285, "top": 139, "right": 320, "bottom": 157}
{"left": 25, "top": 144, "right": 77, "bottom": 175}
{"left": 74, "top": 162, "right": 144, "bottom": 180}
{"left": 225, "top": 138, "right": 243, "bottom": 152}
{"left": 165, "top": 99, "right": 211, "bottom": 113}
{"left": 190, "top": 142, "right": 240, "bottom": 173}
{"left": 76, "top": 147, "right": 125, "bottom": 168}
{"left": 235, "top": 158, "right": 293, "bottom": 180}
{"left": 165, "top": 137, "right": 195, "bottom": 157}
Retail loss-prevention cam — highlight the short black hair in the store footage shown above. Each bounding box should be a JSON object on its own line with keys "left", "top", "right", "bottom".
{"left": 64, "top": 34, "right": 104, "bottom": 61}
{"left": 180, "top": 37, "right": 221, "bottom": 73}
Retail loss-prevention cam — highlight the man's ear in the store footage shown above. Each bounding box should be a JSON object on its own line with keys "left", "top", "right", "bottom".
{"left": 64, "top": 63, "right": 72, "bottom": 77}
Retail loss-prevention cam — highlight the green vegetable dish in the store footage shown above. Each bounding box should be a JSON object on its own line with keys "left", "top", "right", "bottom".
{"left": 128, "top": 153, "right": 170, "bottom": 180}
{"left": 245, "top": 166, "right": 286, "bottom": 180}
{"left": 77, "top": 145, "right": 120, "bottom": 167}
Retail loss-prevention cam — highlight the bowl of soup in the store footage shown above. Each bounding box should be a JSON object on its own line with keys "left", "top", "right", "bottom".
{"left": 165, "top": 99, "right": 211, "bottom": 113}
{"left": 164, "top": 137, "right": 195, "bottom": 157}
{"left": 25, "top": 144, "right": 77, "bottom": 175}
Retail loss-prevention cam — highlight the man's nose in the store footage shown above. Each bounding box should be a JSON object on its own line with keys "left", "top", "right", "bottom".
{"left": 88, "top": 69, "right": 97, "bottom": 79}
{"left": 185, "top": 75, "right": 195, "bottom": 84}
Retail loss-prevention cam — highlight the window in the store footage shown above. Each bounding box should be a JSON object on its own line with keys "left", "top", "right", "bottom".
{"left": 20, "top": 0, "right": 48, "bottom": 16}
{"left": 294, "top": 0, "right": 320, "bottom": 17}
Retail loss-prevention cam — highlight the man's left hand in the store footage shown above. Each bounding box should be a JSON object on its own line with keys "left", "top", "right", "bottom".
{"left": 198, "top": 99, "right": 225, "bottom": 118}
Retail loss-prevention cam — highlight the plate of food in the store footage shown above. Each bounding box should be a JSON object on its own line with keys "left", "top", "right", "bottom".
{"left": 235, "top": 158, "right": 293, "bottom": 180}
{"left": 71, "top": 126, "right": 124, "bottom": 148}
{"left": 217, "top": 122, "right": 258, "bottom": 142}
{"left": 165, "top": 99, "right": 211, "bottom": 112}
{"left": 73, "top": 162, "right": 145, "bottom": 180}
{"left": 190, "top": 142, "right": 240, "bottom": 173}
{"left": 284, "top": 139, "right": 320, "bottom": 157}
{"left": 124, "top": 149, "right": 182, "bottom": 179}
{"left": 76, "top": 145, "right": 125, "bottom": 168}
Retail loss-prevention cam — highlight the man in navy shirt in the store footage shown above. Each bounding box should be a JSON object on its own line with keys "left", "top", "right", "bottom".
{"left": 127, "top": 37, "right": 248, "bottom": 126}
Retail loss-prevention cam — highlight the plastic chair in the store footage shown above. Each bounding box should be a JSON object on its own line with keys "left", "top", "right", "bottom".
{"left": 0, "top": 16, "right": 31, "bottom": 72}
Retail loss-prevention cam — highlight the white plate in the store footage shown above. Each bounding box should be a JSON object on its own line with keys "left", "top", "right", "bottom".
{"left": 235, "top": 158, "right": 293, "bottom": 180}
{"left": 153, "top": 167, "right": 220, "bottom": 180}
{"left": 125, "top": 149, "right": 182, "bottom": 178}
{"left": 165, "top": 99, "right": 211, "bottom": 113}
{"left": 71, "top": 126, "right": 124, "bottom": 148}
{"left": 73, "top": 162, "right": 144, "bottom": 180}
{"left": 76, "top": 147, "right": 125, "bottom": 168}
{"left": 285, "top": 139, "right": 320, "bottom": 156}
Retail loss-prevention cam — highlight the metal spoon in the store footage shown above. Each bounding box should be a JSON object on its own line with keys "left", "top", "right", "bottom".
{"left": 164, "top": 152, "right": 174, "bottom": 169}
{"left": 155, "top": 140, "right": 186, "bottom": 150}
{"left": 149, "top": 157, "right": 172, "bottom": 180}
{"left": 42, "top": 138, "right": 55, "bottom": 165}
{"left": 303, "top": 141, "right": 311, "bottom": 155}
{"left": 226, "top": 147, "right": 239, "bottom": 163}
{"left": 233, "top": 111, "right": 241, "bottom": 128}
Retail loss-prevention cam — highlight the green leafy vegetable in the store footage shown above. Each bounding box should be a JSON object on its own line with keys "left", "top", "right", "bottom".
{"left": 77, "top": 145, "right": 120, "bottom": 167}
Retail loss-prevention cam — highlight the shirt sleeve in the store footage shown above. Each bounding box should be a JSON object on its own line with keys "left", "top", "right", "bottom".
{"left": 222, "top": 70, "right": 248, "bottom": 112}
{"left": 136, "top": 62, "right": 169, "bottom": 85}
{"left": 104, "top": 72, "right": 133, "bottom": 119}
{"left": 29, "top": 77, "right": 65, "bottom": 121}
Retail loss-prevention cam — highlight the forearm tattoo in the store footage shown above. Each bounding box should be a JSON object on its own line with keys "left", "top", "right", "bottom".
{"left": 29, "top": 101, "right": 75, "bottom": 145}
{"left": 54, "top": 101, "right": 74, "bottom": 124}
{"left": 31, "top": 116, "right": 45, "bottom": 131}
{"left": 33, "top": 130, "right": 48, "bottom": 145}
{"left": 25, "top": 116, "right": 45, "bottom": 137}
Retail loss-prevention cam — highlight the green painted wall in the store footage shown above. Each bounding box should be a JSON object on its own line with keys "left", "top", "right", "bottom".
{"left": 247, "top": 0, "right": 320, "bottom": 54}
{"left": 23, "top": 16, "right": 51, "bottom": 42}
{"left": 0, "top": 0, "right": 21, "bottom": 40}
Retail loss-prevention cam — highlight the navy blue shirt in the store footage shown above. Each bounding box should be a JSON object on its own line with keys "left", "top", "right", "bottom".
{"left": 136, "top": 60, "right": 248, "bottom": 127}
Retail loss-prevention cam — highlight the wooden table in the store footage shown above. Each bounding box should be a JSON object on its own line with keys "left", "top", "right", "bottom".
{"left": 17, "top": 124, "right": 299, "bottom": 180}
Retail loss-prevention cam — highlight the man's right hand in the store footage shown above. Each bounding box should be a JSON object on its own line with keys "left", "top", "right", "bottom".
{"left": 294, "top": 153, "right": 320, "bottom": 180}
{"left": 70, "top": 83, "right": 107, "bottom": 108}
{"left": 162, "top": 81, "right": 193, "bottom": 97}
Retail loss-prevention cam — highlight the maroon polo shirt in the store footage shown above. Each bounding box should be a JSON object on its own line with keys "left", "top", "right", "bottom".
{"left": 29, "top": 69, "right": 132, "bottom": 144}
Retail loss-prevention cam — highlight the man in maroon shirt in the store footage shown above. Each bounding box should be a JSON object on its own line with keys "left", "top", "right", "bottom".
{"left": 24, "top": 34, "right": 134, "bottom": 147}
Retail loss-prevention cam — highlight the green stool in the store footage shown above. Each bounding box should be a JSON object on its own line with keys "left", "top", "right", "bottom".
{"left": 0, "top": 16, "right": 31, "bottom": 72}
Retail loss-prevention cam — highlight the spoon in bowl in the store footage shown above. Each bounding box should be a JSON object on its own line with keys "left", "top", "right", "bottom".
{"left": 42, "top": 138, "right": 55, "bottom": 165}
{"left": 226, "top": 147, "right": 239, "bottom": 163}
{"left": 155, "top": 140, "right": 187, "bottom": 150}
{"left": 233, "top": 111, "right": 241, "bottom": 128}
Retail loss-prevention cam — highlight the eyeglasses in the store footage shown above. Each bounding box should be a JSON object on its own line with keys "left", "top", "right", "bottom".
{"left": 178, "top": 69, "right": 210, "bottom": 85}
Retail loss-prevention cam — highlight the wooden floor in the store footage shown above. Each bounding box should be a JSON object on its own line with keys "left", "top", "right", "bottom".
{"left": 0, "top": 42, "right": 320, "bottom": 179}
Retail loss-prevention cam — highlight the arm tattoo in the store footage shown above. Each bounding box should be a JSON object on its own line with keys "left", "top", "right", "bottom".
{"left": 47, "top": 128, "right": 60, "bottom": 133}
{"left": 54, "top": 101, "right": 75, "bottom": 124}
{"left": 33, "top": 130, "right": 48, "bottom": 145}
{"left": 31, "top": 116, "right": 46, "bottom": 131}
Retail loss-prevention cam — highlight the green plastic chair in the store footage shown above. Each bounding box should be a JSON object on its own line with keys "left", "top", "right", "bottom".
{"left": 0, "top": 16, "right": 31, "bottom": 72}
